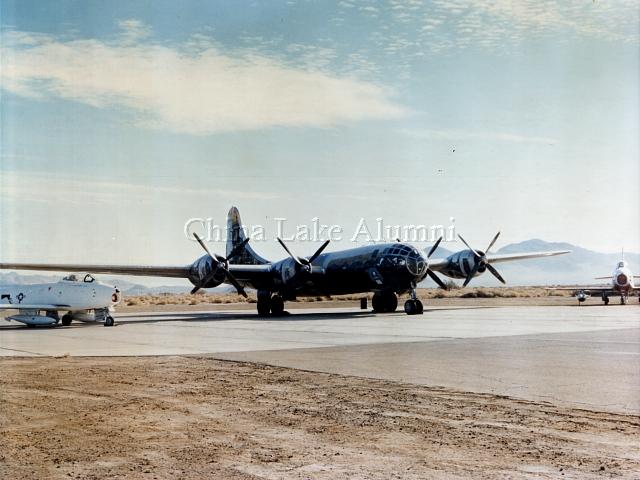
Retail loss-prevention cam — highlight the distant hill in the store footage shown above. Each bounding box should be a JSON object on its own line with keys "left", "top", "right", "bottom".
{"left": 1, "top": 240, "right": 637, "bottom": 290}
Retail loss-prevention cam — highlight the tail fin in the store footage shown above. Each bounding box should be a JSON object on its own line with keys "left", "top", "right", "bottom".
{"left": 226, "top": 207, "right": 270, "bottom": 265}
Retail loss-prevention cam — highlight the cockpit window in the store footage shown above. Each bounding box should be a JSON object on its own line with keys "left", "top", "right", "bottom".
{"left": 63, "top": 274, "right": 79, "bottom": 281}
{"left": 617, "top": 261, "right": 625, "bottom": 268}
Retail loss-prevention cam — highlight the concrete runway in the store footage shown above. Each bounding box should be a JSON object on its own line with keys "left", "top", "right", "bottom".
{"left": 1, "top": 304, "right": 638, "bottom": 413}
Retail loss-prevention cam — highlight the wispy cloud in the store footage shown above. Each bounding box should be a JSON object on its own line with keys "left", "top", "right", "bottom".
{"left": 0, "top": 172, "right": 281, "bottom": 206}
{"left": 0, "top": 22, "right": 407, "bottom": 135}
{"left": 402, "top": 128, "right": 557, "bottom": 145}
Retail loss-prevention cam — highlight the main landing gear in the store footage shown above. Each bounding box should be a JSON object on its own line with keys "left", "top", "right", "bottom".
{"left": 61, "top": 314, "right": 73, "bottom": 326}
{"left": 95, "top": 308, "right": 115, "bottom": 327}
{"left": 372, "top": 291, "right": 423, "bottom": 315}
{"left": 372, "top": 291, "right": 398, "bottom": 313}
{"left": 257, "top": 292, "right": 286, "bottom": 316}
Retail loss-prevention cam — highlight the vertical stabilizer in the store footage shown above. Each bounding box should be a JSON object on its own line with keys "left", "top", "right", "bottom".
{"left": 226, "top": 207, "right": 270, "bottom": 265}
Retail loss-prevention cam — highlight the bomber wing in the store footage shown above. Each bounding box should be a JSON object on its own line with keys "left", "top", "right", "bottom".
{"left": 0, "top": 263, "right": 191, "bottom": 277}
{"left": 0, "top": 262, "right": 273, "bottom": 285}
{"left": 485, "top": 250, "right": 571, "bottom": 263}
{"left": 547, "top": 285, "right": 639, "bottom": 292}
{"left": 427, "top": 250, "right": 570, "bottom": 272}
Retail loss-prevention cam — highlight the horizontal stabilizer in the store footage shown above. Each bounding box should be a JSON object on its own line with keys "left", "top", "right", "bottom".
{"left": 0, "top": 304, "right": 71, "bottom": 310}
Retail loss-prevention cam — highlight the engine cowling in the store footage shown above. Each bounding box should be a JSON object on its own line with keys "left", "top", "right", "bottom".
{"left": 188, "top": 255, "right": 226, "bottom": 289}
{"left": 440, "top": 250, "right": 485, "bottom": 279}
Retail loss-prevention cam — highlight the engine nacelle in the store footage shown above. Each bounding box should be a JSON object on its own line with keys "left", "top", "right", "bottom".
{"left": 439, "top": 250, "right": 485, "bottom": 280}
{"left": 188, "top": 255, "right": 226, "bottom": 289}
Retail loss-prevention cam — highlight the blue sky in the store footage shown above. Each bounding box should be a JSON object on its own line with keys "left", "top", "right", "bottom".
{"left": 1, "top": 0, "right": 638, "bottom": 276}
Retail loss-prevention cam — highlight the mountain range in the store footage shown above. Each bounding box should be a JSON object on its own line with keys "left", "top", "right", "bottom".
{"left": 0, "top": 240, "right": 637, "bottom": 292}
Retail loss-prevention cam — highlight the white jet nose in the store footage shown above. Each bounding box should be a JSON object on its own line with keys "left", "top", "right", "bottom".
{"left": 111, "top": 288, "right": 122, "bottom": 305}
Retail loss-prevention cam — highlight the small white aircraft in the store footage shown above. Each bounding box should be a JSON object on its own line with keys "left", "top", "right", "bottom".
{"left": 550, "top": 257, "right": 639, "bottom": 305}
{"left": 0, "top": 274, "right": 121, "bottom": 327}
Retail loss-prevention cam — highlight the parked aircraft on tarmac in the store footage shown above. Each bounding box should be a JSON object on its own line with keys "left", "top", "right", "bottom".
{"left": 0, "top": 274, "right": 121, "bottom": 327}
{"left": 549, "top": 256, "right": 639, "bottom": 305}
{"left": 0, "top": 208, "right": 569, "bottom": 316}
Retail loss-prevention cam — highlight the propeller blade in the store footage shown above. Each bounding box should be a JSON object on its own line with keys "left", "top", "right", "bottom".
{"left": 225, "top": 271, "right": 248, "bottom": 297}
{"left": 277, "top": 237, "right": 303, "bottom": 266}
{"left": 457, "top": 234, "right": 481, "bottom": 259}
{"left": 307, "top": 239, "right": 330, "bottom": 264}
{"left": 426, "top": 236, "right": 443, "bottom": 259}
{"left": 486, "top": 263, "right": 506, "bottom": 284}
{"left": 190, "top": 286, "right": 201, "bottom": 295}
{"left": 227, "top": 238, "right": 250, "bottom": 262}
{"left": 485, "top": 231, "right": 501, "bottom": 253}
{"left": 462, "top": 261, "right": 481, "bottom": 287}
{"left": 427, "top": 269, "right": 448, "bottom": 290}
{"left": 193, "top": 233, "right": 213, "bottom": 257}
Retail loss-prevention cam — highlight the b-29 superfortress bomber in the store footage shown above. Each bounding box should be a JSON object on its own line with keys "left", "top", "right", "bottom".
{"left": 0, "top": 207, "right": 570, "bottom": 316}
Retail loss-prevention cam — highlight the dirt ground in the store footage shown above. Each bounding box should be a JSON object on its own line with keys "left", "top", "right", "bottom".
{"left": 1, "top": 356, "right": 638, "bottom": 479}
{"left": 118, "top": 294, "right": 581, "bottom": 313}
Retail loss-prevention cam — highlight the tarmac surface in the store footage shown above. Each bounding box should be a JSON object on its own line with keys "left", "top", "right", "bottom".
{"left": 1, "top": 304, "right": 638, "bottom": 414}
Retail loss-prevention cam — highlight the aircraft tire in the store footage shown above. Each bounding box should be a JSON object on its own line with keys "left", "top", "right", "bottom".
{"left": 415, "top": 299, "right": 424, "bottom": 314}
{"left": 372, "top": 292, "right": 397, "bottom": 313}
{"left": 257, "top": 295, "right": 271, "bottom": 316}
{"left": 404, "top": 300, "right": 417, "bottom": 315}
{"left": 270, "top": 295, "right": 285, "bottom": 316}
{"left": 384, "top": 292, "right": 398, "bottom": 312}
{"left": 61, "top": 314, "right": 73, "bottom": 326}
{"left": 104, "top": 316, "right": 115, "bottom": 327}
{"left": 372, "top": 293, "right": 383, "bottom": 313}
{"left": 621, "top": 296, "right": 627, "bottom": 305}
{"left": 604, "top": 297, "right": 609, "bottom": 305}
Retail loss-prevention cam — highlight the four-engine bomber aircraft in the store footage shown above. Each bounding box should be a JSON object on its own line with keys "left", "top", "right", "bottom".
{"left": 549, "top": 258, "right": 639, "bottom": 305}
{"left": 0, "top": 274, "right": 121, "bottom": 327}
{"left": 0, "top": 207, "right": 569, "bottom": 316}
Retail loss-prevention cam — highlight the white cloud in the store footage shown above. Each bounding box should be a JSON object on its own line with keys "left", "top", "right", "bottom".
{"left": 117, "top": 19, "right": 151, "bottom": 44}
{"left": 0, "top": 24, "right": 407, "bottom": 135}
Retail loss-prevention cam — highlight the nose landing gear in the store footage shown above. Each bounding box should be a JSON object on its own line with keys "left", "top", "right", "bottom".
{"left": 403, "top": 289, "right": 423, "bottom": 315}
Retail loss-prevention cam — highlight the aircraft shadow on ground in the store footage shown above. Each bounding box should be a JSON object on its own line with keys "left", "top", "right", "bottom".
{"left": 110, "top": 305, "right": 494, "bottom": 325}
{"left": 0, "top": 305, "right": 497, "bottom": 330}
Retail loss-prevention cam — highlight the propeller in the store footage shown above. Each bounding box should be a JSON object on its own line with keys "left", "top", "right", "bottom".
{"left": 424, "top": 236, "right": 448, "bottom": 290}
{"left": 457, "top": 232, "right": 505, "bottom": 287}
{"left": 277, "top": 237, "right": 330, "bottom": 281}
{"left": 191, "top": 233, "right": 249, "bottom": 296}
